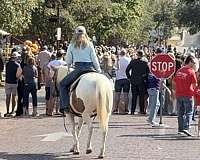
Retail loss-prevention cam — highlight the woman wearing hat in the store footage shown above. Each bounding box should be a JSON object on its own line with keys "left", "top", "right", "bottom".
{"left": 59, "top": 26, "right": 101, "bottom": 114}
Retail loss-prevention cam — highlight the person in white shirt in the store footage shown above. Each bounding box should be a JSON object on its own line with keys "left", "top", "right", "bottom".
{"left": 113, "top": 49, "right": 131, "bottom": 114}
{"left": 48, "top": 50, "right": 66, "bottom": 78}
{"left": 47, "top": 50, "right": 67, "bottom": 115}
{"left": 37, "top": 46, "right": 52, "bottom": 83}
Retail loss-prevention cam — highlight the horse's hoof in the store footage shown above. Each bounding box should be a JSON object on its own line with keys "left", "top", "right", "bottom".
{"left": 86, "top": 149, "right": 92, "bottom": 154}
{"left": 98, "top": 155, "right": 104, "bottom": 159}
{"left": 69, "top": 148, "right": 74, "bottom": 152}
{"left": 73, "top": 151, "right": 80, "bottom": 155}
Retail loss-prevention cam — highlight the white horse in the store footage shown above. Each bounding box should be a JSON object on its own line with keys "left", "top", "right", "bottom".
{"left": 56, "top": 66, "right": 113, "bottom": 158}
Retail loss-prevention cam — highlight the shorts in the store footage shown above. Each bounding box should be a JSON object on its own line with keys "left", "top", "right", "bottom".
{"left": 5, "top": 83, "right": 18, "bottom": 95}
{"left": 115, "top": 79, "right": 130, "bottom": 93}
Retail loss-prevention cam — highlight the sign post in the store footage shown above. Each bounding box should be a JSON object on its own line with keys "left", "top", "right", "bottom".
{"left": 150, "top": 54, "right": 176, "bottom": 126}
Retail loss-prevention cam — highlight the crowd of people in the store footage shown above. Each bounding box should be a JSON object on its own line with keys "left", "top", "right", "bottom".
{"left": 1, "top": 26, "right": 200, "bottom": 136}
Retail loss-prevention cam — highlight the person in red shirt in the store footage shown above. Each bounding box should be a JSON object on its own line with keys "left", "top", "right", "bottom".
{"left": 194, "top": 79, "right": 200, "bottom": 135}
{"left": 194, "top": 78, "right": 200, "bottom": 117}
{"left": 173, "top": 55, "right": 197, "bottom": 136}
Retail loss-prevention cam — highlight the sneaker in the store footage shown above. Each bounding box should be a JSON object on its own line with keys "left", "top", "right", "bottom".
{"left": 32, "top": 112, "right": 40, "bottom": 117}
{"left": 60, "top": 108, "right": 69, "bottom": 113}
{"left": 146, "top": 119, "right": 159, "bottom": 127}
{"left": 170, "top": 113, "right": 177, "bottom": 116}
{"left": 152, "top": 122, "right": 160, "bottom": 127}
{"left": 9, "top": 112, "right": 15, "bottom": 117}
{"left": 60, "top": 108, "right": 69, "bottom": 117}
{"left": 192, "top": 118, "right": 196, "bottom": 121}
{"left": 182, "top": 130, "right": 192, "bottom": 136}
{"left": 112, "top": 110, "right": 119, "bottom": 114}
{"left": 4, "top": 113, "right": 10, "bottom": 117}
{"left": 178, "top": 131, "right": 185, "bottom": 135}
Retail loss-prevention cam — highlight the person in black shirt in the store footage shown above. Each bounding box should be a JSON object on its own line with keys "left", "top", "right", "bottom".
{"left": 23, "top": 57, "right": 39, "bottom": 117}
{"left": 4, "top": 52, "right": 22, "bottom": 117}
{"left": 126, "top": 50, "right": 149, "bottom": 115}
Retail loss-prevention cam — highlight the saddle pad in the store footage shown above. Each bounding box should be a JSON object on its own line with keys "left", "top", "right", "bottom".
{"left": 69, "top": 72, "right": 97, "bottom": 117}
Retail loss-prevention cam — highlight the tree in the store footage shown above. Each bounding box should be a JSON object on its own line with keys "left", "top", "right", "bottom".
{"left": 176, "top": 0, "right": 200, "bottom": 34}
{"left": 0, "top": 0, "right": 177, "bottom": 45}
{"left": 0, "top": 0, "right": 39, "bottom": 34}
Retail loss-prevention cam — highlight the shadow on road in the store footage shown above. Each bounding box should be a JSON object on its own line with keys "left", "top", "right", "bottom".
{"left": 119, "top": 133, "right": 200, "bottom": 141}
{"left": 0, "top": 152, "right": 86, "bottom": 160}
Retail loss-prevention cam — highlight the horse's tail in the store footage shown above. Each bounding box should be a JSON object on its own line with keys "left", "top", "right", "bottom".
{"left": 96, "top": 82, "right": 113, "bottom": 131}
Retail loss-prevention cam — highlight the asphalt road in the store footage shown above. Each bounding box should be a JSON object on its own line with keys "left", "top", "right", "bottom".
{"left": 0, "top": 87, "right": 200, "bottom": 160}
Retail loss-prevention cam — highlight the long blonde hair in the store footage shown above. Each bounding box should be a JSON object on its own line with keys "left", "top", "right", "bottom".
{"left": 71, "top": 33, "right": 91, "bottom": 49}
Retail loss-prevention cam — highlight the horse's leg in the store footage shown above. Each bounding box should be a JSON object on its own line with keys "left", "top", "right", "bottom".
{"left": 98, "top": 125, "right": 108, "bottom": 159}
{"left": 83, "top": 114, "right": 93, "bottom": 154}
{"left": 72, "top": 121, "right": 80, "bottom": 155}
{"left": 67, "top": 114, "right": 79, "bottom": 154}
{"left": 77, "top": 118, "right": 84, "bottom": 137}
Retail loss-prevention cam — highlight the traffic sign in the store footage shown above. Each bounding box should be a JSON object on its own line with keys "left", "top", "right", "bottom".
{"left": 150, "top": 54, "right": 176, "bottom": 79}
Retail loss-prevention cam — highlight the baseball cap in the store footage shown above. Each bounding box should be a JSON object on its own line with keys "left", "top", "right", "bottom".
{"left": 75, "top": 26, "right": 87, "bottom": 34}
{"left": 11, "top": 52, "right": 21, "bottom": 58}
{"left": 156, "top": 48, "right": 163, "bottom": 54}
{"left": 120, "top": 48, "right": 127, "bottom": 55}
{"left": 43, "top": 45, "right": 48, "bottom": 50}
{"left": 137, "top": 50, "right": 144, "bottom": 57}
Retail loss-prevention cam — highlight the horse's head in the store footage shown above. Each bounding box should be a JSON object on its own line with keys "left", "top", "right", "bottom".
{"left": 56, "top": 65, "right": 71, "bottom": 84}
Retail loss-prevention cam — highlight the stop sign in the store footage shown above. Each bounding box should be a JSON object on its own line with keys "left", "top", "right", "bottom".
{"left": 150, "top": 54, "right": 176, "bottom": 79}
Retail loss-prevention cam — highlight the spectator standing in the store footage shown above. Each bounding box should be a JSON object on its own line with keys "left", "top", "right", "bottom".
{"left": 113, "top": 49, "right": 131, "bottom": 114}
{"left": 43, "top": 61, "right": 53, "bottom": 116}
{"left": 173, "top": 55, "right": 197, "bottom": 136}
{"left": 126, "top": 50, "right": 149, "bottom": 115}
{"left": 48, "top": 51, "right": 66, "bottom": 115}
{"left": 37, "top": 46, "right": 51, "bottom": 83}
{"left": 146, "top": 73, "right": 161, "bottom": 126}
{"left": 23, "top": 57, "right": 39, "bottom": 117}
{"left": 4, "top": 52, "right": 22, "bottom": 117}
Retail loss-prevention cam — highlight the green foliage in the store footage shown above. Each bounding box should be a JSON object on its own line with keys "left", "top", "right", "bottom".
{"left": 0, "top": 0, "right": 178, "bottom": 45}
{"left": 157, "top": 0, "right": 176, "bottom": 38}
{"left": 0, "top": 0, "right": 38, "bottom": 35}
{"left": 176, "top": 0, "right": 200, "bottom": 34}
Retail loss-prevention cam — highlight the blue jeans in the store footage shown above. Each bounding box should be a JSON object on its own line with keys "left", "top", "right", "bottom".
{"left": 177, "top": 96, "right": 194, "bottom": 131}
{"left": 59, "top": 62, "right": 95, "bottom": 111}
{"left": 148, "top": 88, "right": 160, "bottom": 123}
{"left": 23, "top": 83, "right": 37, "bottom": 109}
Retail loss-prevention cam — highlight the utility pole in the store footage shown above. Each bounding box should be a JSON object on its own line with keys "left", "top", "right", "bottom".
{"left": 56, "top": 2, "right": 61, "bottom": 50}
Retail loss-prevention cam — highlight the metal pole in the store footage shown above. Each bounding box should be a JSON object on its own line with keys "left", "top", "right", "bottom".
{"left": 57, "top": 5, "right": 60, "bottom": 50}
{"left": 159, "top": 79, "right": 164, "bottom": 125}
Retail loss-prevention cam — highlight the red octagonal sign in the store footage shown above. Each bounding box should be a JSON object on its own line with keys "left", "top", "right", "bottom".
{"left": 150, "top": 54, "right": 176, "bottom": 79}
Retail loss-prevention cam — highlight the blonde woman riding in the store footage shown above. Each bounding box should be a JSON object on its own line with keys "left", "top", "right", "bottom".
{"left": 59, "top": 26, "right": 101, "bottom": 114}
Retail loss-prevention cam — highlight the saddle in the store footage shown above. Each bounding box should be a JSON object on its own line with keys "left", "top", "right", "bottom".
{"left": 69, "top": 70, "right": 97, "bottom": 117}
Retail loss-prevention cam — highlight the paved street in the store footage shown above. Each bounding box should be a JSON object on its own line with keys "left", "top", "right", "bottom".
{"left": 0, "top": 88, "right": 200, "bottom": 160}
